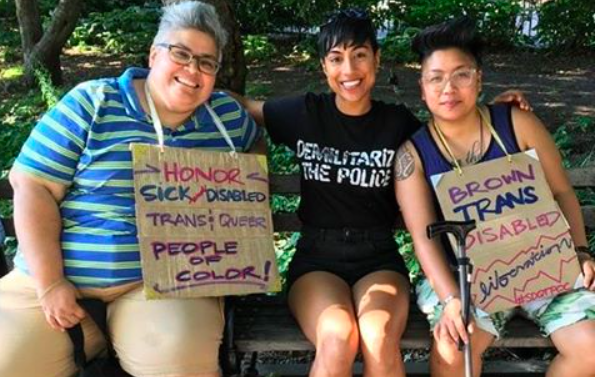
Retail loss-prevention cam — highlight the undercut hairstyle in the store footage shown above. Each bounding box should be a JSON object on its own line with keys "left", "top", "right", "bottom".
{"left": 317, "top": 9, "right": 379, "bottom": 59}
{"left": 411, "top": 17, "right": 483, "bottom": 67}
{"left": 153, "top": 1, "right": 228, "bottom": 59}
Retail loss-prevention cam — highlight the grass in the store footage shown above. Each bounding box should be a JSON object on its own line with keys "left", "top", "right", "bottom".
{"left": 0, "top": 65, "right": 23, "bottom": 80}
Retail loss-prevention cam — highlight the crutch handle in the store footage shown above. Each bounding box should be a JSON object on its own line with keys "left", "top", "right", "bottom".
{"left": 426, "top": 220, "right": 477, "bottom": 247}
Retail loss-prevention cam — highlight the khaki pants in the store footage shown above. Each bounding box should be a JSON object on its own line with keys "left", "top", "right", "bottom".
{"left": 0, "top": 270, "right": 224, "bottom": 377}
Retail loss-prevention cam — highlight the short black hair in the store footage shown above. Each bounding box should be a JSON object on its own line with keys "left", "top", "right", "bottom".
{"left": 411, "top": 17, "right": 483, "bottom": 67}
{"left": 317, "top": 9, "right": 379, "bottom": 59}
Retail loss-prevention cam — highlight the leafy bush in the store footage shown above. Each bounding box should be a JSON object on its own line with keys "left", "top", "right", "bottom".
{"left": 0, "top": 26, "right": 21, "bottom": 63}
{"left": 235, "top": 0, "right": 388, "bottom": 34}
{"left": 382, "top": 27, "right": 420, "bottom": 63}
{"left": 0, "top": 93, "right": 44, "bottom": 171}
{"left": 243, "top": 35, "right": 277, "bottom": 63}
{"left": 553, "top": 116, "right": 595, "bottom": 169}
{"left": 392, "top": 0, "right": 521, "bottom": 48}
{"left": 290, "top": 36, "right": 320, "bottom": 70}
{"left": 536, "top": 0, "right": 595, "bottom": 50}
{"left": 68, "top": 5, "right": 160, "bottom": 53}
{"left": 274, "top": 232, "right": 299, "bottom": 290}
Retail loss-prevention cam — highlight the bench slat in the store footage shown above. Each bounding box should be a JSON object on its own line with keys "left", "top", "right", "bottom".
{"left": 232, "top": 296, "right": 553, "bottom": 352}
{"left": 567, "top": 167, "right": 596, "bottom": 188}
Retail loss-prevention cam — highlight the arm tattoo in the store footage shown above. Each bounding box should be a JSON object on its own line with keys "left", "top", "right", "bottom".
{"left": 394, "top": 144, "right": 415, "bottom": 181}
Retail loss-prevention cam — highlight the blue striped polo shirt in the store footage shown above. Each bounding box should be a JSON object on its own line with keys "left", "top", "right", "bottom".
{"left": 12, "top": 67, "right": 261, "bottom": 287}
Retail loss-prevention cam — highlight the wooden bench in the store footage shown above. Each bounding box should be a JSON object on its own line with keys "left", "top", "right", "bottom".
{"left": 1, "top": 167, "right": 594, "bottom": 376}
{"left": 218, "top": 167, "right": 595, "bottom": 376}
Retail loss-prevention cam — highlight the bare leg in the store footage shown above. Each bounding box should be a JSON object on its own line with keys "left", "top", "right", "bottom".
{"left": 430, "top": 326, "right": 494, "bottom": 377}
{"left": 288, "top": 272, "right": 359, "bottom": 377}
{"left": 547, "top": 320, "right": 595, "bottom": 377}
{"left": 352, "top": 271, "right": 410, "bottom": 377}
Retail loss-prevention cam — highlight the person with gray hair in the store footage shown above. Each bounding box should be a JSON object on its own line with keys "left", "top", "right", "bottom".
{"left": 0, "top": 1, "right": 261, "bottom": 377}
{"left": 153, "top": 0, "right": 228, "bottom": 57}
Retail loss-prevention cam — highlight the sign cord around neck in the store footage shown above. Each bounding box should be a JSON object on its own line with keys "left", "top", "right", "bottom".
{"left": 431, "top": 105, "right": 512, "bottom": 175}
{"left": 144, "top": 80, "right": 237, "bottom": 158}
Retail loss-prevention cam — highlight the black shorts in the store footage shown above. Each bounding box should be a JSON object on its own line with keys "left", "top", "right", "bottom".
{"left": 287, "top": 226, "right": 409, "bottom": 289}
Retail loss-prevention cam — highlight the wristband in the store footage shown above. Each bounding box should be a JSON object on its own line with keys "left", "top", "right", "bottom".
{"left": 441, "top": 293, "right": 459, "bottom": 306}
{"left": 575, "top": 246, "right": 591, "bottom": 255}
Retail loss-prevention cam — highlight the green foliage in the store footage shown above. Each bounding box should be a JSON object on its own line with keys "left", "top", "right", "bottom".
{"left": 267, "top": 135, "right": 300, "bottom": 175}
{"left": 274, "top": 232, "right": 300, "bottom": 289}
{"left": 69, "top": 5, "right": 160, "bottom": 54}
{"left": 243, "top": 35, "right": 277, "bottom": 63}
{"left": 0, "top": 92, "right": 45, "bottom": 171}
{"left": 382, "top": 27, "right": 420, "bottom": 63}
{"left": 396, "top": 230, "right": 421, "bottom": 284}
{"left": 0, "top": 66, "right": 63, "bottom": 172}
{"left": 396, "top": 0, "right": 521, "bottom": 48}
{"left": 553, "top": 116, "right": 595, "bottom": 169}
{"left": 0, "top": 66, "right": 24, "bottom": 81}
{"left": 245, "top": 82, "right": 272, "bottom": 99}
{"left": 234, "top": 0, "right": 383, "bottom": 34}
{"left": 0, "top": 26, "right": 21, "bottom": 64}
{"left": 536, "top": 0, "right": 595, "bottom": 50}
{"left": 34, "top": 68, "right": 64, "bottom": 109}
{"left": 271, "top": 195, "right": 300, "bottom": 214}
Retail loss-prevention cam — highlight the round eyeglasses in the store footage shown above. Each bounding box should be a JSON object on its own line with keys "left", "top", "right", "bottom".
{"left": 422, "top": 67, "right": 478, "bottom": 92}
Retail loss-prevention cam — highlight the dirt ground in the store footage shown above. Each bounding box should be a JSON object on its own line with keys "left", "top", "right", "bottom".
{"left": 59, "top": 48, "right": 595, "bottom": 139}
{"left": 244, "top": 50, "right": 595, "bottom": 130}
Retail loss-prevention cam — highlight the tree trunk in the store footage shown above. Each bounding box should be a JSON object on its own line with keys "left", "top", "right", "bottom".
{"left": 162, "top": 0, "right": 247, "bottom": 94}
{"left": 15, "top": 0, "right": 82, "bottom": 86}
{"left": 204, "top": 0, "right": 247, "bottom": 94}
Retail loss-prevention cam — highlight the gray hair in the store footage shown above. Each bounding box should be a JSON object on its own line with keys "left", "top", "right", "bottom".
{"left": 153, "top": 1, "right": 228, "bottom": 58}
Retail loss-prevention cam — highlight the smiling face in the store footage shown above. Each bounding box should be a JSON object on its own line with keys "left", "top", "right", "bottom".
{"left": 147, "top": 29, "right": 218, "bottom": 124}
{"left": 420, "top": 47, "right": 482, "bottom": 124}
{"left": 321, "top": 42, "right": 380, "bottom": 115}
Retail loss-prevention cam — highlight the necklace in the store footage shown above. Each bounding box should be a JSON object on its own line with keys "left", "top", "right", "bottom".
{"left": 431, "top": 106, "right": 511, "bottom": 175}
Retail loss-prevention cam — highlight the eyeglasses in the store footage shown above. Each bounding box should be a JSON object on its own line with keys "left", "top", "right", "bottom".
{"left": 155, "top": 43, "right": 220, "bottom": 76}
{"left": 320, "top": 8, "right": 369, "bottom": 28}
{"left": 422, "top": 67, "right": 478, "bottom": 92}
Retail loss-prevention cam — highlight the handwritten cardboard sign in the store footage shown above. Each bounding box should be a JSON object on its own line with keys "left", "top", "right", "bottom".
{"left": 432, "top": 150, "right": 580, "bottom": 313}
{"left": 131, "top": 143, "right": 280, "bottom": 299}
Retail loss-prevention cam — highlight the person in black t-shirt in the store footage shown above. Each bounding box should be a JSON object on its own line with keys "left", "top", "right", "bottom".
{"left": 234, "top": 10, "right": 530, "bottom": 377}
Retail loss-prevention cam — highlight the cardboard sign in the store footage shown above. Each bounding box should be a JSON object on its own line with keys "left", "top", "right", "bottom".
{"left": 131, "top": 143, "right": 280, "bottom": 299}
{"left": 432, "top": 150, "right": 580, "bottom": 313}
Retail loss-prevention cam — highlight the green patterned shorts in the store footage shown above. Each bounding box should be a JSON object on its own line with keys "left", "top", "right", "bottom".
{"left": 416, "top": 277, "right": 595, "bottom": 337}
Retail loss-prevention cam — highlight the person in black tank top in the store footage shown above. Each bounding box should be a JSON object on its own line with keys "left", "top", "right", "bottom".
{"left": 394, "top": 17, "right": 595, "bottom": 377}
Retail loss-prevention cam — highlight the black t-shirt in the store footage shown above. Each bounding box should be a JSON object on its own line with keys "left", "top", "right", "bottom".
{"left": 264, "top": 92, "right": 421, "bottom": 229}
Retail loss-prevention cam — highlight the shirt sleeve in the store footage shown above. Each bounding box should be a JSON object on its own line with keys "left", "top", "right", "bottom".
{"left": 238, "top": 105, "right": 262, "bottom": 152}
{"left": 263, "top": 94, "right": 307, "bottom": 148}
{"left": 13, "top": 83, "right": 93, "bottom": 185}
{"left": 211, "top": 92, "right": 261, "bottom": 152}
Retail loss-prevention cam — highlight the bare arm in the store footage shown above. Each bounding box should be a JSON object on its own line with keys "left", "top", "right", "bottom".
{"left": 394, "top": 142, "right": 470, "bottom": 343}
{"left": 10, "top": 169, "right": 67, "bottom": 288}
{"left": 9, "top": 168, "right": 85, "bottom": 329}
{"left": 394, "top": 142, "right": 459, "bottom": 301}
{"left": 512, "top": 108, "right": 594, "bottom": 289}
{"left": 226, "top": 91, "right": 266, "bottom": 126}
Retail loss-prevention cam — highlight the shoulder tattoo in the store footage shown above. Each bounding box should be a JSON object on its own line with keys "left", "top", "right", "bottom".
{"left": 394, "top": 144, "right": 415, "bottom": 181}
